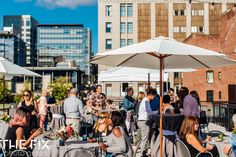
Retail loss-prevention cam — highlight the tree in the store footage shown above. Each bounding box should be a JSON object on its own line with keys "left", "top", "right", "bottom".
{"left": 0, "top": 83, "right": 12, "bottom": 103}
{"left": 48, "top": 77, "right": 72, "bottom": 103}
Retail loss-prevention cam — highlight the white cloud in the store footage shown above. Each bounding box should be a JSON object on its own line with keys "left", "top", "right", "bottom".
{"left": 36, "top": 0, "right": 96, "bottom": 9}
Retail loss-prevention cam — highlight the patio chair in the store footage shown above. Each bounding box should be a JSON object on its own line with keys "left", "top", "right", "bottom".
{"left": 63, "top": 148, "right": 95, "bottom": 157}
{"left": 228, "top": 149, "right": 235, "bottom": 157}
{"left": 175, "top": 139, "right": 213, "bottom": 157}
{"left": 0, "top": 139, "right": 5, "bottom": 157}
{"left": 208, "top": 130, "right": 226, "bottom": 137}
{"left": 133, "top": 139, "right": 142, "bottom": 157}
{"left": 10, "top": 150, "right": 29, "bottom": 157}
{"left": 200, "top": 111, "right": 209, "bottom": 133}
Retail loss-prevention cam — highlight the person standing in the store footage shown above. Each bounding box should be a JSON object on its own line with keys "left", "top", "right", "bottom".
{"left": 150, "top": 89, "right": 160, "bottom": 112}
{"left": 37, "top": 90, "right": 48, "bottom": 130}
{"left": 123, "top": 87, "right": 135, "bottom": 137}
{"left": 138, "top": 88, "right": 158, "bottom": 156}
{"left": 64, "top": 88, "right": 85, "bottom": 132}
{"left": 179, "top": 87, "right": 200, "bottom": 117}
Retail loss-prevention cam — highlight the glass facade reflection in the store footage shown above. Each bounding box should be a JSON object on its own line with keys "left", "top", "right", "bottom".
{"left": 37, "top": 24, "right": 92, "bottom": 75}
{"left": 0, "top": 32, "right": 26, "bottom": 66}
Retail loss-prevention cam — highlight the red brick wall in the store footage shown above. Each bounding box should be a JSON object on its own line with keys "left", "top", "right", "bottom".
{"left": 183, "top": 10, "right": 236, "bottom": 101}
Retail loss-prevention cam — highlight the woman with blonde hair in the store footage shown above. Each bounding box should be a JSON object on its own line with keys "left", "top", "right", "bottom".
{"left": 93, "top": 112, "right": 112, "bottom": 139}
{"left": 37, "top": 90, "right": 48, "bottom": 130}
{"left": 179, "top": 116, "right": 219, "bottom": 157}
{"left": 18, "top": 90, "right": 38, "bottom": 137}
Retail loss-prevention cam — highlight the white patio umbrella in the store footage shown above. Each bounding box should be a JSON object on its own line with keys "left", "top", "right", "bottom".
{"left": 0, "top": 57, "right": 41, "bottom": 77}
{"left": 91, "top": 36, "right": 236, "bottom": 157}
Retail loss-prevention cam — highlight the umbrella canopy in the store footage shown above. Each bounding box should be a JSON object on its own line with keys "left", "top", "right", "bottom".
{"left": 0, "top": 57, "right": 41, "bottom": 77}
{"left": 92, "top": 36, "right": 236, "bottom": 69}
{"left": 98, "top": 67, "right": 195, "bottom": 82}
{"left": 91, "top": 36, "right": 236, "bottom": 157}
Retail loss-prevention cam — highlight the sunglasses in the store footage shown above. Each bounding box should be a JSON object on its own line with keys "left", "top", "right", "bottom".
{"left": 98, "top": 116, "right": 107, "bottom": 119}
{"left": 23, "top": 94, "right": 30, "bottom": 97}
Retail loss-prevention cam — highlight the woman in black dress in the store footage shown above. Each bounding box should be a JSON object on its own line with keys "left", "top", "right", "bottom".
{"left": 5, "top": 107, "right": 43, "bottom": 157}
{"left": 18, "top": 90, "right": 38, "bottom": 137}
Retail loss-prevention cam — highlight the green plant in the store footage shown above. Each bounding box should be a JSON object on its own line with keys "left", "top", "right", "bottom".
{"left": 13, "top": 80, "right": 33, "bottom": 104}
{"left": 48, "top": 77, "right": 72, "bottom": 103}
{"left": 0, "top": 83, "right": 12, "bottom": 103}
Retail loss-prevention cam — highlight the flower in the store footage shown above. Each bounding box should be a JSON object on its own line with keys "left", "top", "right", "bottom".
{"left": 66, "top": 125, "right": 74, "bottom": 137}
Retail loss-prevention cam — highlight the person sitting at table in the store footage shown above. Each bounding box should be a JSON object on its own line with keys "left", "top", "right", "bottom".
{"left": 18, "top": 90, "right": 38, "bottom": 138}
{"left": 99, "top": 111, "right": 133, "bottom": 157}
{"left": 5, "top": 107, "right": 43, "bottom": 156}
{"left": 224, "top": 114, "right": 236, "bottom": 156}
{"left": 163, "top": 95, "right": 174, "bottom": 114}
{"left": 93, "top": 112, "right": 112, "bottom": 138}
{"left": 179, "top": 116, "right": 219, "bottom": 157}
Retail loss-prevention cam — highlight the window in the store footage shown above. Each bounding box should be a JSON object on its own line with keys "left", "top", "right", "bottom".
{"left": 181, "top": 27, "right": 186, "bottom": 33}
{"left": 127, "top": 22, "right": 133, "bottom": 33}
{"left": 199, "top": 26, "right": 204, "bottom": 33}
{"left": 206, "top": 71, "right": 214, "bottom": 83}
{"left": 64, "top": 29, "right": 70, "bottom": 34}
{"left": 106, "top": 22, "right": 112, "bottom": 33}
{"left": 120, "top": 39, "right": 126, "bottom": 47}
{"left": 120, "top": 22, "right": 126, "bottom": 33}
{"left": 26, "top": 20, "right": 30, "bottom": 26}
{"left": 173, "top": 27, "right": 179, "bottom": 33}
{"left": 127, "top": 39, "right": 133, "bottom": 45}
{"left": 105, "top": 84, "right": 112, "bottom": 96}
{"left": 199, "top": 10, "right": 204, "bottom": 16}
{"left": 120, "top": 5, "right": 126, "bottom": 17}
{"left": 207, "top": 90, "right": 214, "bottom": 102}
{"left": 127, "top": 4, "right": 133, "bottom": 16}
{"left": 174, "top": 10, "right": 179, "bottom": 16}
{"left": 106, "top": 39, "right": 112, "bottom": 49}
{"left": 191, "top": 26, "right": 197, "bottom": 33}
{"left": 180, "top": 10, "right": 186, "bottom": 16}
{"left": 106, "top": 5, "right": 112, "bottom": 16}
{"left": 174, "top": 72, "right": 179, "bottom": 79}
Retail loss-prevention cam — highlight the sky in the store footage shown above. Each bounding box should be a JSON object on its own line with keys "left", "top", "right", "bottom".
{"left": 0, "top": 0, "right": 98, "bottom": 53}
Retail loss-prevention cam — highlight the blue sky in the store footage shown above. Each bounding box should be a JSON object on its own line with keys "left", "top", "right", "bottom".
{"left": 0, "top": 0, "right": 98, "bottom": 53}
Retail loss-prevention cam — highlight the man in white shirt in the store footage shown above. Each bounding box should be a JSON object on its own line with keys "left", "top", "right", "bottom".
{"left": 138, "top": 88, "right": 158, "bottom": 156}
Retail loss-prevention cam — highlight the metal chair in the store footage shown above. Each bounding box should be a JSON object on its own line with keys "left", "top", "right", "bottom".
{"left": 208, "top": 130, "right": 225, "bottom": 137}
{"left": 63, "top": 148, "right": 95, "bottom": 157}
{"left": 133, "top": 139, "right": 142, "bottom": 157}
{"left": 228, "top": 148, "right": 235, "bottom": 157}
{"left": 175, "top": 139, "right": 213, "bottom": 157}
{"left": 10, "top": 150, "right": 29, "bottom": 157}
{"left": 0, "top": 139, "right": 5, "bottom": 157}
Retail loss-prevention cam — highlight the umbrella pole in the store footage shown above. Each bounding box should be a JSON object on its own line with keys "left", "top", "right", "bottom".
{"left": 159, "top": 57, "right": 163, "bottom": 157}
{"left": 148, "top": 73, "right": 150, "bottom": 90}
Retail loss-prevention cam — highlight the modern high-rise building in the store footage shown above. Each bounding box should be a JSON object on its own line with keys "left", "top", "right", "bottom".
{"left": 98, "top": 0, "right": 236, "bottom": 97}
{"left": 37, "top": 24, "right": 92, "bottom": 78}
{"left": 0, "top": 31, "right": 26, "bottom": 66}
{"left": 3, "top": 15, "right": 38, "bottom": 66}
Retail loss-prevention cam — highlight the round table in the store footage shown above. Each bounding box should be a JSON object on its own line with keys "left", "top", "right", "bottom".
{"left": 208, "top": 136, "right": 230, "bottom": 157}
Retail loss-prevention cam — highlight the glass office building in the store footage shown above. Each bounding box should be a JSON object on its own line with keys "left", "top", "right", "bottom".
{"left": 37, "top": 24, "right": 92, "bottom": 76}
{"left": 0, "top": 32, "right": 26, "bottom": 66}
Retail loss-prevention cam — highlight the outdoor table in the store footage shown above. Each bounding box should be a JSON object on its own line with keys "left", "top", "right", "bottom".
{"left": 32, "top": 138, "right": 99, "bottom": 157}
{"left": 0, "top": 121, "right": 9, "bottom": 139}
{"left": 208, "top": 136, "right": 230, "bottom": 157}
{"left": 50, "top": 105, "right": 65, "bottom": 130}
{"left": 149, "top": 114, "right": 185, "bottom": 157}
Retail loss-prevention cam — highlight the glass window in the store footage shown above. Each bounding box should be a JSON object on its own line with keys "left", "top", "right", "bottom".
{"left": 173, "top": 27, "right": 179, "bottom": 33}
{"left": 106, "top": 5, "right": 112, "bottom": 16}
{"left": 127, "top": 4, "right": 133, "bottom": 16}
{"left": 120, "top": 5, "right": 126, "bottom": 17}
{"left": 181, "top": 27, "right": 186, "bottom": 33}
{"left": 120, "top": 22, "right": 126, "bottom": 33}
{"left": 199, "top": 26, "right": 204, "bottom": 33}
{"left": 106, "top": 39, "right": 112, "bottom": 49}
{"left": 120, "top": 39, "right": 126, "bottom": 47}
{"left": 127, "top": 22, "right": 133, "bottom": 33}
{"left": 26, "top": 20, "right": 30, "bottom": 26}
{"left": 206, "top": 71, "right": 214, "bottom": 83}
{"left": 207, "top": 90, "right": 214, "bottom": 102}
{"left": 127, "top": 39, "right": 133, "bottom": 45}
{"left": 106, "top": 22, "right": 112, "bottom": 33}
{"left": 180, "top": 10, "right": 186, "bottom": 16}
{"left": 174, "top": 10, "right": 179, "bottom": 16}
{"left": 191, "top": 26, "right": 197, "bottom": 33}
{"left": 199, "top": 10, "right": 204, "bottom": 16}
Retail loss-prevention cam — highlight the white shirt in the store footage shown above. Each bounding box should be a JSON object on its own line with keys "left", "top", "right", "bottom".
{"left": 138, "top": 97, "right": 158, "bottom": 121}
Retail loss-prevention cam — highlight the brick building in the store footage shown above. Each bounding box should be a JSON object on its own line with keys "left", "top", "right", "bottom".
{"left": 183, "top": 9, "right": 236, "bottom": 102}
